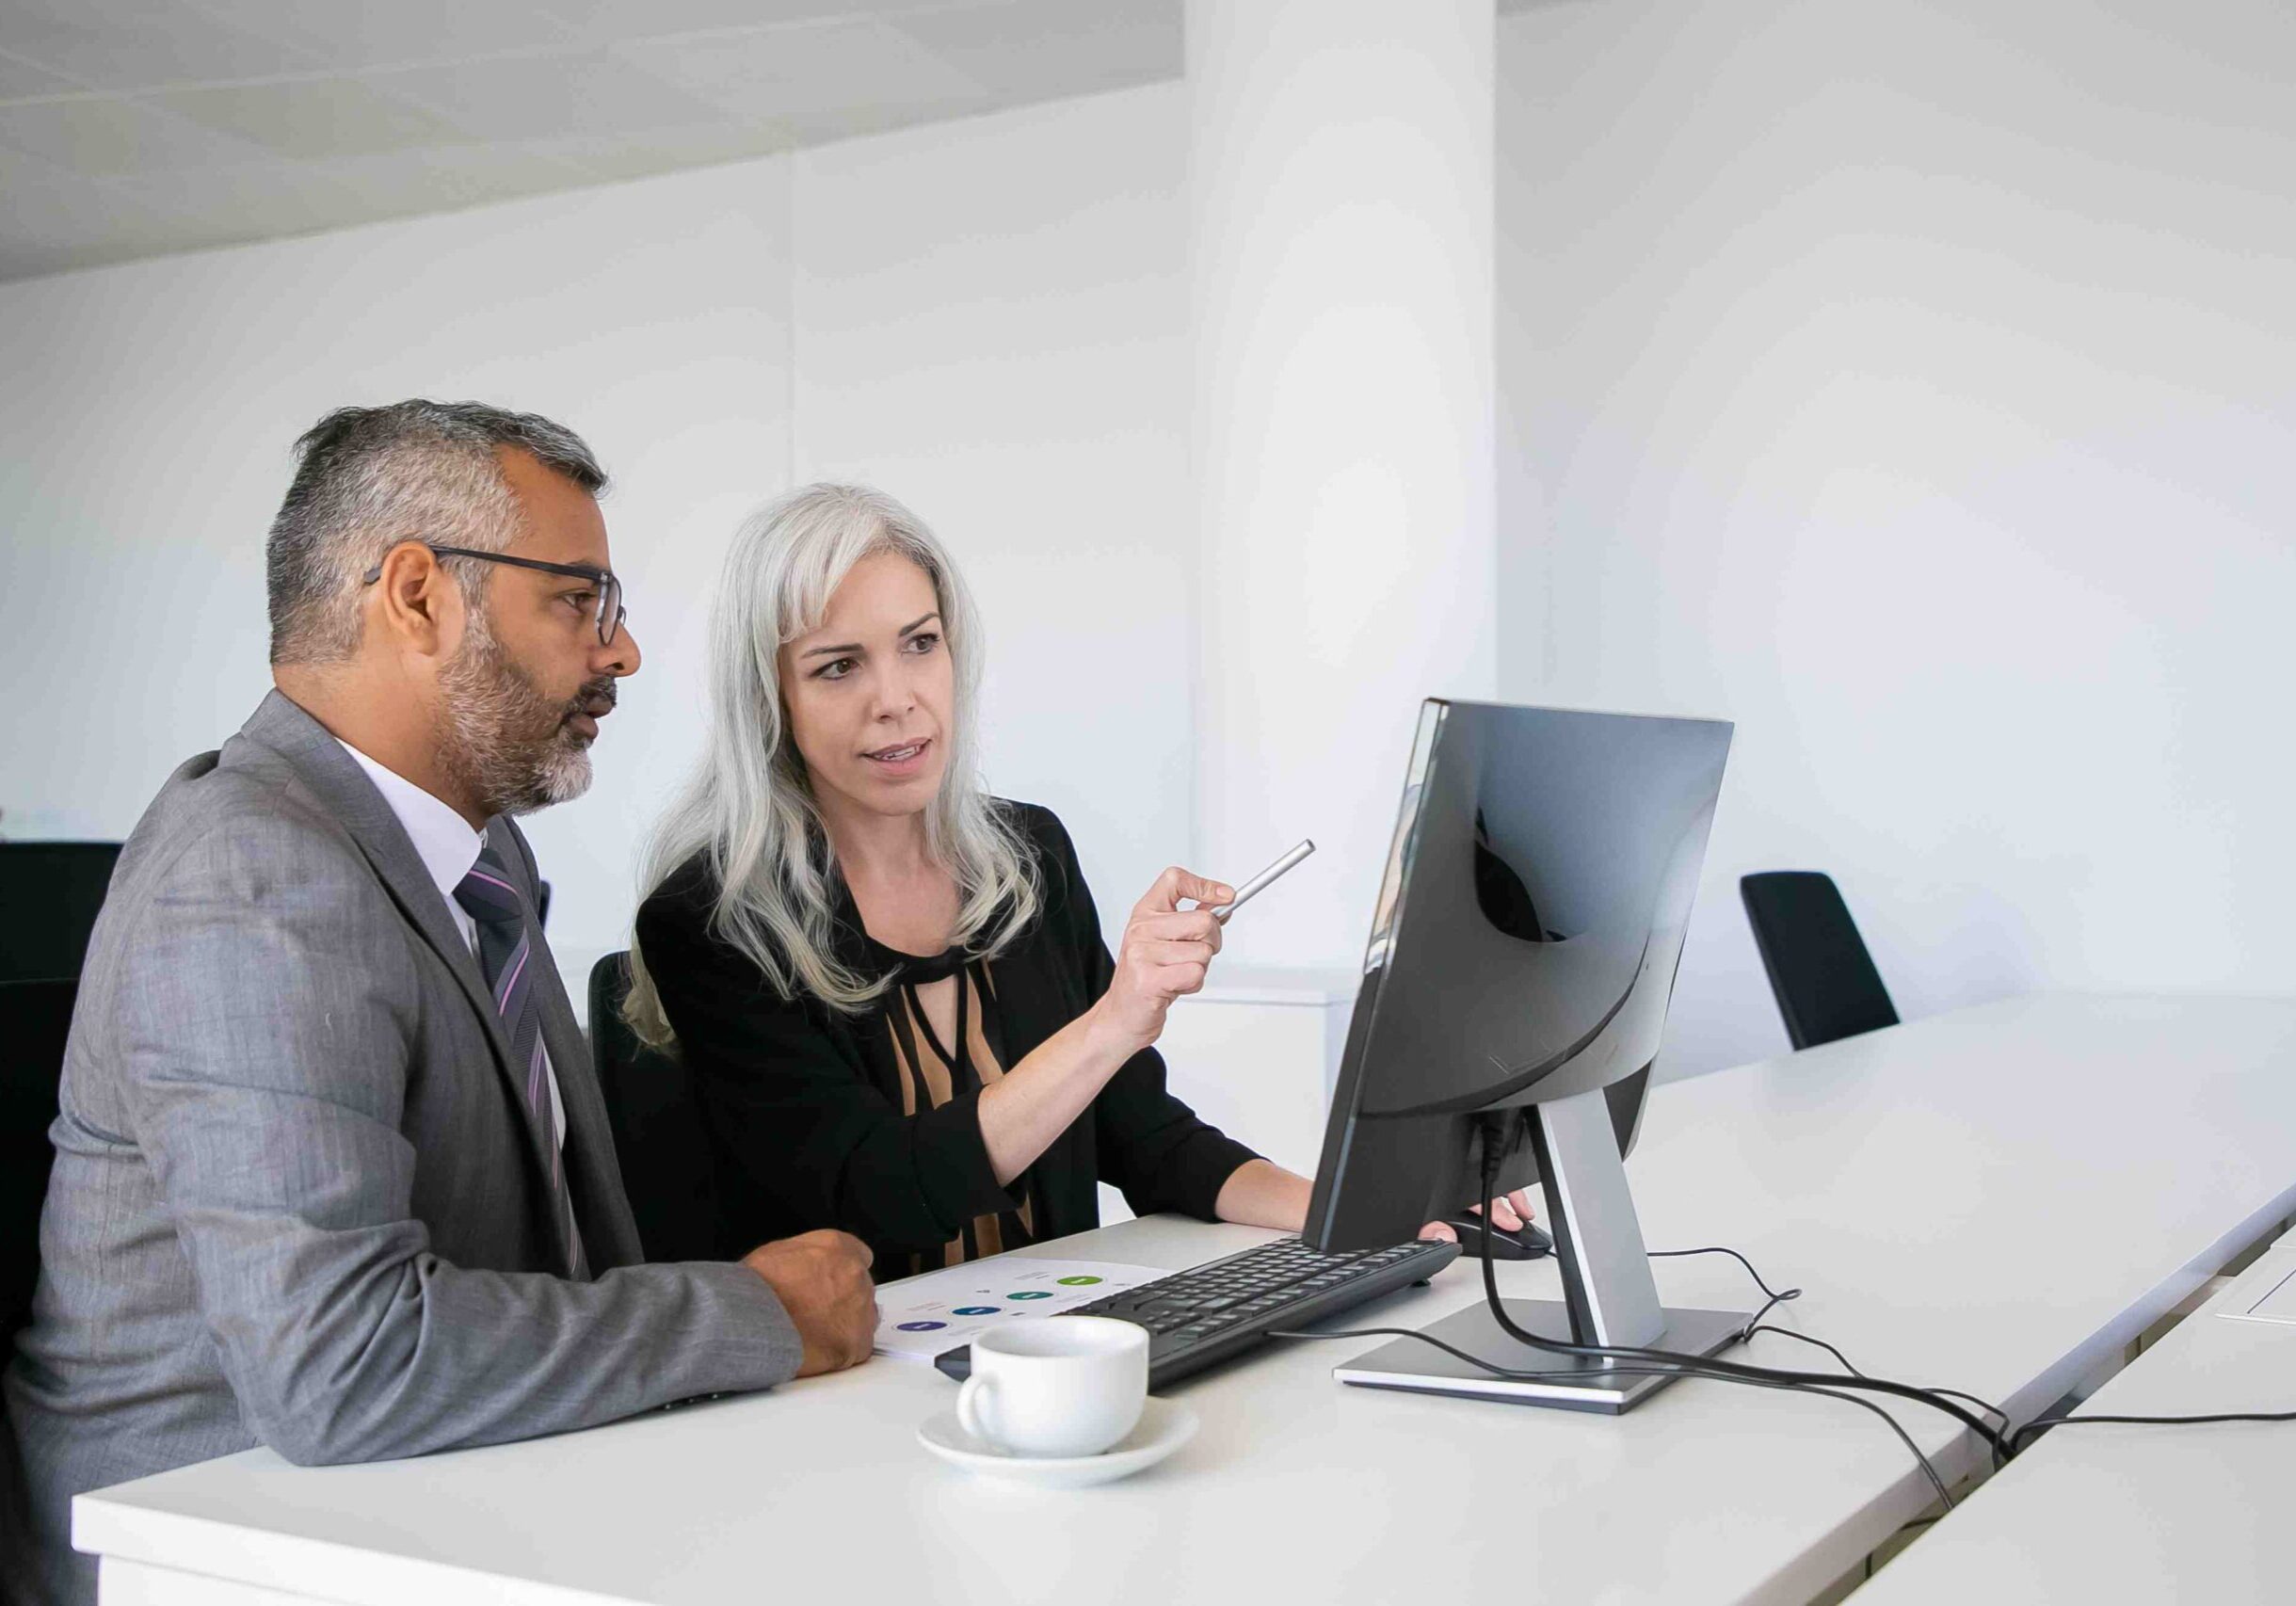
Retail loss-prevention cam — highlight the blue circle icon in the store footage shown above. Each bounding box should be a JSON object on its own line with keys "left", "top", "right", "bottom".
{"left": 896, "top": 1320, "right": 948, "bottom": 1332}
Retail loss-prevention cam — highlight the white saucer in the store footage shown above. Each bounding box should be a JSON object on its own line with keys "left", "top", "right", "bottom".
{"left": 917, "top": 1397, "right": 1197, "bottom": 1487}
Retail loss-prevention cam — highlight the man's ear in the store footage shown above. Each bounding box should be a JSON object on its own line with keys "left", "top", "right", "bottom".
{"left": 369, "top": 541, "right": 458, "bottom": 658}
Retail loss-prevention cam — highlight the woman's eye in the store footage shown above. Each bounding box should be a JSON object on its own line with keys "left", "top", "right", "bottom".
{"left": 816, "top": 657, "right": 858, "bottom": 681}
{"left": 905, "top": 632, "right": 940, "bottom": 654}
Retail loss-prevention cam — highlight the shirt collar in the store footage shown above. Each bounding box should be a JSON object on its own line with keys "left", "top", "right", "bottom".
{"left": 333, "top": 739, "right": 485, "bottom": 911}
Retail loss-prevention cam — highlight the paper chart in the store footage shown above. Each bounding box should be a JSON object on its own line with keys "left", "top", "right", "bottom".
{"left": 873, "top": 1259, "right": 1159, "bottom": 1362}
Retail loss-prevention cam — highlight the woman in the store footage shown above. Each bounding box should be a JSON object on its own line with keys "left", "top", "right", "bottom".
{"left": 627, "top": 484, "right": 1528, "bottom": 1277}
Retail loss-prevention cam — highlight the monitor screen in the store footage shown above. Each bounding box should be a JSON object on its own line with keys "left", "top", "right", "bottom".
{"left": 1305, "top": 699, "right": 1731, "bottom": 1250}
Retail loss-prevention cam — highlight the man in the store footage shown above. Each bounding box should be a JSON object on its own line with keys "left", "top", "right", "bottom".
{"left": 2, "top": 402, "right": 877, "bottom": 1606}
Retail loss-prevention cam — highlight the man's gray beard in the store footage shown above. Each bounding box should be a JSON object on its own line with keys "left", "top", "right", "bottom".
{"left": 436, "top": 612, "right": 593, "bottom": 819}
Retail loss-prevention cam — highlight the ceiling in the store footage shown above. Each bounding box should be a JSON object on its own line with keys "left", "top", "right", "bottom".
{"left": 0, "top": 1, "right": 1553, "bottom": 285}
{"left": 0, "top": 0, "right": 1188, "bottom": 282}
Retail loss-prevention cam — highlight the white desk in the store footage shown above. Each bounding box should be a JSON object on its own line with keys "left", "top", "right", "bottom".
{"left": 74, "top": 994, "right": 2296, "bottom": 1606}
{"left": 1854, "top": 1238, "right": 2296, "bottom": 1600}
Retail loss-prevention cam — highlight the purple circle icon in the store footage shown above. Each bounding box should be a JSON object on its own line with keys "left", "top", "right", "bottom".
{"left": 896, "top": 1321, "right": 948, "bottom": 1332}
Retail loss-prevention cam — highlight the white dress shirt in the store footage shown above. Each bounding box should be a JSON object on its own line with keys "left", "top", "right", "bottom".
{"left": 336, "top": 740, "right": 566, "bottom": 1147}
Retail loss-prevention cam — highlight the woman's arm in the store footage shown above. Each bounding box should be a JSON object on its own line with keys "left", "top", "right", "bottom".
{"left": 975, "top": 863, "right": 1234, "bottom": 1182}
{"left": 637, "top": 854, "right": 1242, "bottom": 1247}
{"left": 1010, "top": 810, "right": 1267, "bottom": 1221}
{"left": 1210, "top": 1159, "right": 1543, "bottom": 1240}
{"left": 1212, "top": 1158, "right": 1314, "bottom": 1229}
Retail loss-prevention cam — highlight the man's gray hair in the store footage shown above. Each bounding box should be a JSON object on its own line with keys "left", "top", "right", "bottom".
{"left": 265, "top": 399, "right": 607, "bottom": 666}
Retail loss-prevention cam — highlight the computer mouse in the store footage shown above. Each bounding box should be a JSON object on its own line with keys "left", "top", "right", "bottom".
{"left": 1442, "top": 1215, "right": 1553, "bottom": 1261}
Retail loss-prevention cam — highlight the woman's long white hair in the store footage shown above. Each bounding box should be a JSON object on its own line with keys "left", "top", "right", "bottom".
{"left": 623, "top": 484, "right": 1040, "bottom": 1044}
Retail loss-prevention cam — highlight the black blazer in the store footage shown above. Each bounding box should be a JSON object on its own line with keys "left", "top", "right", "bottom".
{"left": 635, "top": 802, "right": 1260, "bottom": 1275}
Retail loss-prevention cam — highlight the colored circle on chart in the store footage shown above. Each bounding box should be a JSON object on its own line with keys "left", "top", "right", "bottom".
{"left": 1006, "top": 1291, "right": 1054, "bottom": 1300}
{"left": 896, "top": 1321, "right": 948, "bottom": 1332}
{"left": 1055, "top": 1276, "right": 1102, "bottom": 1286}
{"left": 953, "top": 1306, "right": 1001, "bottom": 1316}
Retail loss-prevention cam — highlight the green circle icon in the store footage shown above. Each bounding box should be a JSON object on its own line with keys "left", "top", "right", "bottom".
{"left": 1055, "top": 1276, "right": 1102, "bottom": 1286}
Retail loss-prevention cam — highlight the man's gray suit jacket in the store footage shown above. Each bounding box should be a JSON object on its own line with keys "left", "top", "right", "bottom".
{"left": 3, "top": 691, "right": 802, "bottom": 1606}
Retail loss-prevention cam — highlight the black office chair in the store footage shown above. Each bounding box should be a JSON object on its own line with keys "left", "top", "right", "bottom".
{"left": 587, "top": 953, "right": 720, "bottom": 1263}
{"left": 0, "top": 843, "right": 121, "bottom": 984}
{"left": 1740, "top": 871, "right": 1900, "bottom": 1051}
{"left": 3, "top": 978, "right": 73, "bottom": 1341}
{"left": 2, "top": 976, "right": 72, "bottom": 1598}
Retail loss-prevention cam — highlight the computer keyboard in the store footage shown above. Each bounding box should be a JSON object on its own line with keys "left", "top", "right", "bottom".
{"left": 932, "top": 1235, "right": 1461, "bottom": 1389}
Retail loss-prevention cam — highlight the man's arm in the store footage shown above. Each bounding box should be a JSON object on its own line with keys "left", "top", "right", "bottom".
{"left": 122, "top": 818, "right": 807, "bottom": 1467}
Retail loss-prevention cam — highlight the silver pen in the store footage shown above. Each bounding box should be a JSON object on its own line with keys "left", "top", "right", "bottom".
{"left": 1208, "top": 840, "right": 1316, "bottom": 924}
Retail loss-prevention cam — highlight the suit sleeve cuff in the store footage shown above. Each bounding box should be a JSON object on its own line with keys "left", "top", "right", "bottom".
{"left": 664, "top": 1261, "right": 811, "bottom": 1390}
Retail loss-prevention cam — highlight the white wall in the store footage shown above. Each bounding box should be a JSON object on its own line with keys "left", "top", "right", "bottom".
{"left": 9, "top": 8, "right": 2290, "bottom": 1081}
{"left": 1188, "top": 1, "right": 1498, "bottom": 971}
{"left": 1497, "top": 0, "right": 2296, "bottom": 1074}
{"left": 0, "top": 160, "right": 795, "bottom": 987}
{"left": 791, "top": 85, "right": 1194, "bottom": 919}
{"left": 0, "top": 86, "right": 1198, "bottom": 991}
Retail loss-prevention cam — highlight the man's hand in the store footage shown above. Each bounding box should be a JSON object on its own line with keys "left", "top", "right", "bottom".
{"left": 741, "top": 1229, "right": 878, "bottom": 1378}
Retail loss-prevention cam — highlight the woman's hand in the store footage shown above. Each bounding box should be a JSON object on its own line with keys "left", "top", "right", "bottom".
{"left": 1418, "top": 1188, "right": 1541, "bottom": 1245}
{"left": 1086, "top": 865, "right": 1234, "bottom": 1058}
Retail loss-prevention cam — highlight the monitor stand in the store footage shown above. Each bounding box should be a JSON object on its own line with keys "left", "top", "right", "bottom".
{"left": 1333, "top": 1085, "right": 1748, "bottom": 1414}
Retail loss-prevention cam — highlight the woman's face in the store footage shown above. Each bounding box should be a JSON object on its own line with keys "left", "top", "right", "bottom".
{"left": 779, "top": 550, "right": 954, "bottom": 823}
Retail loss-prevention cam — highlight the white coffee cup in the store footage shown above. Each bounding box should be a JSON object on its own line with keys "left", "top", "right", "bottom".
{"left": 955, "top": 1316, "right": 1148, "bottom": 1458}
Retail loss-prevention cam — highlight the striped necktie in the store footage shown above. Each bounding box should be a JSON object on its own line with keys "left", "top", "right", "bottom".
{"left": 453, "top": 843, "right": 587, "bottom": 1278}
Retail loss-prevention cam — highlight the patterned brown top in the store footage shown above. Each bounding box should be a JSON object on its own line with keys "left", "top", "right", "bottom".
{"left": 879, "top": 956, "right": 1036, "bottom": 1277}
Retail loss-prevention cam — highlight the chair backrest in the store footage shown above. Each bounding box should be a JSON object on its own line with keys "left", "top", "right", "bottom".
{"left": 587, "top": 953, "right": 720, "bottom": 1263}
{"left": 0, "top": 842, "right": 121, "bottom": 984}
{"left": 3, "top": 977, "right": 74, "bottom": 1341}
{"left": 1739, "top": 871, "right": 1900, "bottom": 1051}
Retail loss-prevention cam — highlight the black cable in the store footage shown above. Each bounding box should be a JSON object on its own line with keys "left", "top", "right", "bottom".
{"left": 1476, "top": 1245, "right": 1978, "bottom": 1499}
{"left": 1932, "top": 1389, "right": 2013, "bottom": 1428}
{"left": 1738, "top": 1290, "right": 1792, "bottom": 1336}
{"left": 1648, "top": 1248, "right": 1795, "bottom": 1340}
{"left": 1646, "top": 1246, "right": 1798, "bottom": 1341}
{"left": 2008, "top": 1407, "right": 2296, "bottom": 1454}
{"left": 1648, "top": 1245, "right": 1801, "bottom": 1309}
{"left": 1521, "top": 1205, "right": 2279, "bottom": 1459}
{"left": 1468, "top": 1122, "right": 2015, "bottom": 1466}
{"left": 1744, "top": 1325, "right": 2012, "bottom": 1429}
{"left": 1424, "top": 1122, "right": 2288, "bottom": 1469}
{"left": 1266, "top": 1129, "right": 1990, "bottom": 1505}
{"left": 1267, "top": 1322, "right": 1955, "bottom": 1512}
{"left": 1745, "top": 1323, "right": 1865, "bottom": 1375}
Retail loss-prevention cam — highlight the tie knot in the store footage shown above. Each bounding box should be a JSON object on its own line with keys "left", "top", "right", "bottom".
{"left": 453, "top": 844, "right": 526, "bottom": 928}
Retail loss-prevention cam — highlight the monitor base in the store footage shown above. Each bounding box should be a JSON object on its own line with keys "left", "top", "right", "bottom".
{"left": 1333, "top": 1299, "right": 1749, "bottom": 1415}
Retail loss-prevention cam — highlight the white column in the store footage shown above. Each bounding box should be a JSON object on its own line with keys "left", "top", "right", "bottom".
{"left": 1189, "top": 0, "right": 1498, "bottom": 969}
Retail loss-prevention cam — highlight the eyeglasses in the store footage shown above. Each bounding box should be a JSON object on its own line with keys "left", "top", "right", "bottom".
{"left": 361, "top": 543, "right": 627, "bottom": 646}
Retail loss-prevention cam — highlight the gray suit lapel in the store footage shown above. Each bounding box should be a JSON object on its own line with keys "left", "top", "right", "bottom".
{"left": 238, "top": 692, "right": 559, "bottom": 1205}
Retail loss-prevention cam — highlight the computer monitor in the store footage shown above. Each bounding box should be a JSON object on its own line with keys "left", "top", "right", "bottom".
{"left": 1302, "top": 699, "right": 1744, "bottom": 1412}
